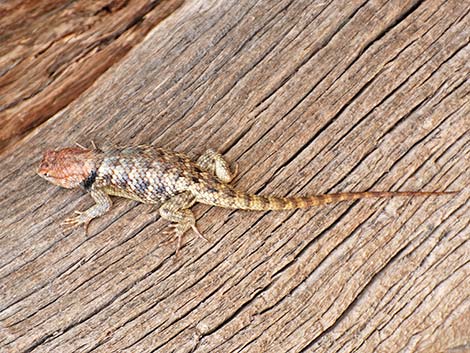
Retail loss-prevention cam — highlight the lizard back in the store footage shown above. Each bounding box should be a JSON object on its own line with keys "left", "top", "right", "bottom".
{"left": 95, "top": 146, "right": 216, "bottom": 204}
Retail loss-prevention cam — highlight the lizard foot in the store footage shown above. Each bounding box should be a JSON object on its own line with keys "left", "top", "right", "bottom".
{"left": 62, "top": 210, "right": 91, "bottom": 235}
{"left": 161, "top": 222, "right": 208, "bottom": 258}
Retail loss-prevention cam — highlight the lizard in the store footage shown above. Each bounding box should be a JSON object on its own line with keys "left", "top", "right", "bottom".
{"left": 37, "top": 144, "right": 454, "bottom": 256}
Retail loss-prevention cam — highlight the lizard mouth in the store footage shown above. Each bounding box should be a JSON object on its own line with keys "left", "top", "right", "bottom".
{"left": 36, "top": 168, "right": 54, "bottom": 184}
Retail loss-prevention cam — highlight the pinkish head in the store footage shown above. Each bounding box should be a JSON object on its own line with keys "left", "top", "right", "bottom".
{"left": 37, "top": 147, "right": 96, "bottom": 189}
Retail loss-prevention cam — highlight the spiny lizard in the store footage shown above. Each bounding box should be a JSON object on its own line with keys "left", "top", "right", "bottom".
{"left": 37, "top": 144, "right": 453, "bottom": 255}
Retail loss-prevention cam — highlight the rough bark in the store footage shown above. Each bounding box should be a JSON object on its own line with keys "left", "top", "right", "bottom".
{"left": 0, "top": 0, "right": 183, "bottom": 151}
{"left": 0, "top": 0, "right": 469, "bottom": 352}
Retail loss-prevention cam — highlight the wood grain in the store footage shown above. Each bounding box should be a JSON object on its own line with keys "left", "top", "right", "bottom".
{"left": 0, "top": 0, "right": 183, "bottom": 151}
{"left": 0, "top": 0, "right": 469, "bottom": 352}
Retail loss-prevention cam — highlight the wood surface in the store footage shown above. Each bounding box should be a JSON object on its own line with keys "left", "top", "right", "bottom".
{"left": 0, "top": 0, "right": 184, "bottom": 151}
{"left": 1, "top": 0, "right": 469, "bottom": 352}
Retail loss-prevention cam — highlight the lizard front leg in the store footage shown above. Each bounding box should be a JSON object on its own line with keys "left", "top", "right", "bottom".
{"left": 197, "top": 149, "right": 237, "bottom": 183}
{"left": 159, "top": 191, "right": 206, "bottom": 257}
{"left": 62, "top": 189, "right": 112, "bottom": 234}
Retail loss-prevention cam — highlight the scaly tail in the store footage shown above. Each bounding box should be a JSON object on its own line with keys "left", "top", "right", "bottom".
{"left": 199, "top": 189, "right": 455, "bottom": 211}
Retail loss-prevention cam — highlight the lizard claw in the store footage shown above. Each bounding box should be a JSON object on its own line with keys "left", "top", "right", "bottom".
{"left": 62, "top": 217, "right": 80, "bottom": 228}
{"left": 75, "top": 141, "right": 97, "bottom": 150}
{"left": 191, "top": 224, "right": 209, "bottom": 242}
{"left": 160, "top": 224, "right": 184, "bottom": 258}
{"left": 161, "top": 222, "right": 208, "bottom": 259}
{"left": 161, "top": 223, "right": 176, "bottom": 235}
{"left": 160, "top": 224, "right": 178, "bottom": 245}
{"left": 61, "top": 212, "right": 91, "bottom": 235}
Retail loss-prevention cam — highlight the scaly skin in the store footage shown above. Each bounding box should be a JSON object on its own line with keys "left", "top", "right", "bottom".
{"left": 37, "top": 145, "right": 454, "bottom": 256}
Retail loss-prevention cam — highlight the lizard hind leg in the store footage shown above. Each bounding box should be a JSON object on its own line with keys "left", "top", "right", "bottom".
{"left": 196, "top": 149, "right": 237, "bottom": 183}
{"left": 159, "top": 191, "right": 207, "bottom": 257}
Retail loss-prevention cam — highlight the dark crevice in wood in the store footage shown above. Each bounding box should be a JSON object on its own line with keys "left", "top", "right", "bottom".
{"left": 251, "top": 2, "right": 330, "bottom": 109}
{"left": 289, "top": 0, "right": 371, "bottom": 92}
{"left": 175, "top": 2, "right": 249, "bottom": 91}
{"left": 340, "top": 194, "right": 445, "bottom": 311}
{"left": 125, "top": 273, "right": 229, "bottom": 350}
{"left": 439, "top": 129, "right": 469, "bottom": 169}
{"left": 398, "top": 107, "right": 467, "bottom": 190}
{"left": 232, "top": 3, "right": 379, "bottom": 169}
{"left": 185, "top": 219, "right": 238, "bottom": 269}
{"left": 175, "top": 220, "right": 274, "bottom": 310}
{"left": 76, "top": 212, "right": 161, "bottom": 268}
{"left": 248, "top": 75, "right": 334, "bottom": 192}
{"left": 143, "top": 2, "right": 260, "bottom": 136}
{"left": 135, "top": 1, "right": 260, "bottom": 135}
{"left": 0, "top": 182, "right": 62, "bottom": 227}
{"left": 432, "top": 74, "right": 468, "bottom": 107}
{"left": 219, "top": 122, "right": 257, "bottom": 155}
{"left": 2, "top": 1, "right": 468, "bottom": 351}
{"left": 5, "top": 214, "right": 175, "bottom": 346}
{"left": 68, "top": 253, "right": 129, "bottom": 295}
{"left": 421, "top": 0, "right": 447, "bottom": 23}
{"left": 256, "top": 204, "right": 358, "bottom": 320}
{"left": 199, "top": 284, "right": 272, "bottom": 343}
{"left": 375, "top": 241, "right": 463, "bottom": 347}
{"left": 425, "top": 234, "right": 468, "bottom": 278}
{"left": 187, "top": 1, "right": 298, "bottom": 142}
{"left": 308, "top": 0, "right": 422, "bottom": 108}
{"left": 28, "top": 255, "right": 172, "bottom": 350}
{"left": 430, "top": 297, "right": 469, "bottom": 349}
{"left": 99, "top": 222, "right": 243, "bottom": 349}
{"left": 358, "top": 0, "right": 425, "bottom": 58}
{"left": 295, "top": 173, "right": 457, "bottom": 349}
{"left": 23, "top": 333, "right": 56, "bottom": 353}
{"left": 0, "top": 230, "right": 78, "bottom": 313}
{"left": 302, "top": 232, "right": 417, "bottom": 351}
{"left": 378, "top": 93, "right": 468, "bottom": 194}
{"left": 238, "top": 312, "right": 286, "bottom": 352}
{"left": 292, "top": 3, "right": 465, "bottom": 198}
{"left": 179, "top": 218, "right": 303, "bottom": 343}
{"left": 252, "top": 1, "right": 437, "bottom": 198}
{"left": 0, "top": 200, "right": 127, "bottom": 304}
{"left": 435, "top": 137, "right": 470, "bottom": 179}
{"left": 384, "top": 258, "right": 468, "bottom": 351}
{"left": 0, "top": 199, "right": 56, "bottom": 244}
{"left": 0, "top": 0, "right": 184, "bottom": 153}
{"left": 304, "top": 49, "right": 461, "bottom": 196}
{"left": 290, "top": 109, "right": 373, "bottom": 194}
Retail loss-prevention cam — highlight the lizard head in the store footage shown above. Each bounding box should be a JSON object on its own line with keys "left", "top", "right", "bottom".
{"left": 37, "top": 147, "right": 97, "bottom": 189}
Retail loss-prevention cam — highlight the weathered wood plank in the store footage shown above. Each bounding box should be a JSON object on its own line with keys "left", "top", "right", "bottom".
{"left": 0, "top": 0, "right": 469, "bottom": 352}
{"left": 0, "top": 0, "right": 183, "bottom": 151}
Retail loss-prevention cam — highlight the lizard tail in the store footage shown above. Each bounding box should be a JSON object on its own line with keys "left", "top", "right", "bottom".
{"left": 200, "top": 190, "right": 455, "bottom": 211}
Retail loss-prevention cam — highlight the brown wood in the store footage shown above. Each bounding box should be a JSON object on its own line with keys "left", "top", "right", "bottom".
{"left": 0, "top": 0, "right": 184, "bottom": 151}
{"left": 1, "top": 0, "right": 469, "bottom": 352}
